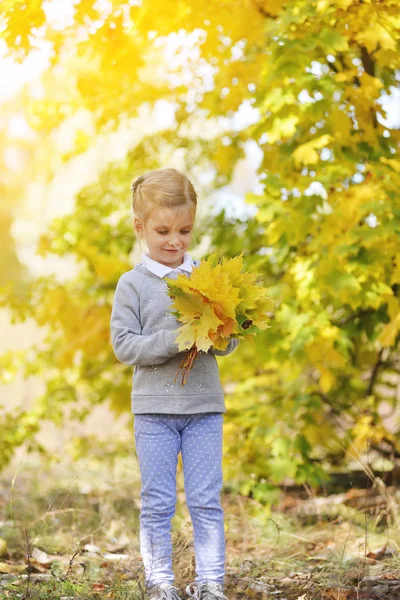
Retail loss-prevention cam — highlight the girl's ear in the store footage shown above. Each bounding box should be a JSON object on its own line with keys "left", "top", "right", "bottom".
{"left": 133, "top": 217, "right": 143, "bottom": 237}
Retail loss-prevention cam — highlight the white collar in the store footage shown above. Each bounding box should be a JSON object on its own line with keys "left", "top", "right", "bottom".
{"left": 140, "top": 251, "right": 194, "bottom": 278}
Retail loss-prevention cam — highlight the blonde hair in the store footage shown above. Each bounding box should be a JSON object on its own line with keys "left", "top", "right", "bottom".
{"left": 131, "top": 168, "right": 198, "bottom": 232}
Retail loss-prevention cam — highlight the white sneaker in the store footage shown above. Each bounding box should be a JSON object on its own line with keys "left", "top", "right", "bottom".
{"left": 186, "top": 582, "right": 228, "bottom": 600}
{"left": 148, "top": 582, "right": 182, "bottom": 600}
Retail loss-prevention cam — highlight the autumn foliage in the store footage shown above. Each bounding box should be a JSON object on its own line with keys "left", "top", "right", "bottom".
{"left": 0, "top": 0, "right": 399, "bottom": 498}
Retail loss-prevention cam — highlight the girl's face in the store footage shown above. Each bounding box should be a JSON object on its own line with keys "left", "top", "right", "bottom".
{"left": 134, "top": 205, "right": 195, "bottom": 268}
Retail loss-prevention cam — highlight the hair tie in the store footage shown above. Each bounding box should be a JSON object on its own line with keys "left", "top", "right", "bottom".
{"left": 131, "top": 175, "right": 144, "bottom": 193}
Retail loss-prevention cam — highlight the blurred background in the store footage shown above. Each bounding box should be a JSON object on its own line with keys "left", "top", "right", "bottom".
{"left": 0, "top": 1, "right": 400, "bottom": 597}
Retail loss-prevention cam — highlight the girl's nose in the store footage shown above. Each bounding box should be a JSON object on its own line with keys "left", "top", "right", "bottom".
{"left": 168, "top": 238, "right": 182, "bottom": 249}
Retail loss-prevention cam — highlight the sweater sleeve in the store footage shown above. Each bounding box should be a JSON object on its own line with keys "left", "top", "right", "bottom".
{"left": 110, "top": 275, "right": 180, "bottom": 366}
{"left": 210, "top": 338, "right": 240, "bottom": 356}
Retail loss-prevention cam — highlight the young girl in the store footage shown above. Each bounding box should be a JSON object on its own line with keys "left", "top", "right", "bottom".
{"left": 110, "top": 168, "right": 239, "bottom": 600}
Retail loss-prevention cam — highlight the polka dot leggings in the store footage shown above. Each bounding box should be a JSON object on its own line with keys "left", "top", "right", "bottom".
{"left": 133, "top": 413, "right": 225, "bottom": 589}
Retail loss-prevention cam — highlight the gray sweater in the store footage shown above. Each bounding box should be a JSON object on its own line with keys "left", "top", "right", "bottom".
{"left": 110, "top": 260, "right": 239, "bottom": 414}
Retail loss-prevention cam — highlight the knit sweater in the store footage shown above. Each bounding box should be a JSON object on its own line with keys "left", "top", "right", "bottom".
{"left": 110, "top": 256, "right": 239, "bottom": 414}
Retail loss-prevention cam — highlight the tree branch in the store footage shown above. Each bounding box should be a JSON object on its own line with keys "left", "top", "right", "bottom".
{"left": 333, "top": 308, "right": 375, "bottom": 327}
{"left": 312, "top": 390, "right": 342, "bottom": 416}
{"left": 366, "top": 348, "right": 384, "bottom": 397}
{"left": 250, "top": 1, "right": 279, "bottom": 19}
{"left": 360, "top": 44, "right": 376, "bottom": 77}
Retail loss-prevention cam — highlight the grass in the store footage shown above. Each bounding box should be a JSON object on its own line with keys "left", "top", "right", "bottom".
{"left": 0, "top": 446, "right": 399, "bottom": 600}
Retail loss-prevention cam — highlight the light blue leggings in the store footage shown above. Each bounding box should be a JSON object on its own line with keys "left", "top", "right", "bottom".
{"left": 133, "top": 413, "right": 225, "bottom": 588}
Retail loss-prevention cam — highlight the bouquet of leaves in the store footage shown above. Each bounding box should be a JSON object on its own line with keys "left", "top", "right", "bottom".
{"left": 164, "top": 252, "right": 273, "bottom": 386}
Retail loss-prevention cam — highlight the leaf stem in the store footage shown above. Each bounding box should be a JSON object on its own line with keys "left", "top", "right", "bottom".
{"left": 175, "top": 345, "right": 198, "bottom": 386}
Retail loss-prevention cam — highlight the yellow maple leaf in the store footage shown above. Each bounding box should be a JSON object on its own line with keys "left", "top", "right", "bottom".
{"left": 175, "top": 324, "right": 197, "bottom": 351}
{"left": 319, "top": 366, "right": 336, "bottom": 393}
{"left": 292, "top": 135, "right": 333, "bottom": 168}
{"left": 359, "top": 72, "right": 384, "bottom": 99}
{"left": 188, "top": 258, "right": 241, "bottom": 317}
{"left": 377, "top": 313, "right": 400, "bottom": 347}
{"left": 172, "top": 291, "right": 210, "bottom": 321}
{"left": 356, "top": 24, "right": 397, "bottom": 53}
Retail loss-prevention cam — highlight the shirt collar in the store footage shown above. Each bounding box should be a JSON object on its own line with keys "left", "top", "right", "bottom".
{"left": 140, "top": 251, "right": 195, "bottom": 278}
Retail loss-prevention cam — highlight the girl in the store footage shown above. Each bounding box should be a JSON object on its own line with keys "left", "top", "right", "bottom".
{"left": 110, "top": 168, "right": 239, "bottom": 600}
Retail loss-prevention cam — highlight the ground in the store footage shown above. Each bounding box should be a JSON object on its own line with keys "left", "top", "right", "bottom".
{"left": 0, "top": 450, "right": 399, "bottom": 600}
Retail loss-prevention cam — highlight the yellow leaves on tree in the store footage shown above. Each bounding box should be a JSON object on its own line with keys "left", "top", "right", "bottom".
{"left": 164, "top": 252, "right": 273, "bottom": 385}
{"left": 77, "top": 241, "right": 131, "bottom": 284}
{"left": 266, "top": 115, "right": 299, "bottom": 145}
{"left": 377, "top": 311, "right": 400, "bottom": 348}
{"left": 355, "top": 22, "right": 397, "bottom": 54}
{"left": 305, "top": 330, "right": 347, "bottom": 394}
{"left": 292, "top": 134, "right": 333, "bottom": 168}
{"left": 2, "top": 0, "right": 46, "bottom": 52}
{"left": 35, "top": 287, "right": 110, "bottom": 369}
{"left": 1, "top": 0, "right": 400, "bottom": 486}
{"left": 347, "top": 414, "right": 396, "bottom": 458}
